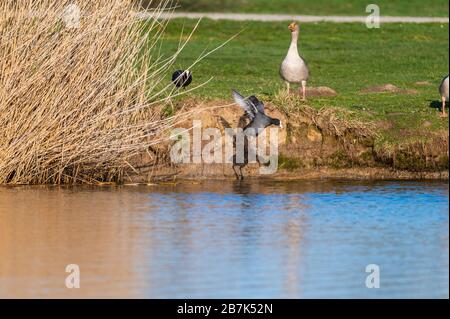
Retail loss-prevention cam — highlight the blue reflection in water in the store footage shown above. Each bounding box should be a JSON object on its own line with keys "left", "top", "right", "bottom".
{"left": 138, "top": 181, "right": 448, "bottom": 298}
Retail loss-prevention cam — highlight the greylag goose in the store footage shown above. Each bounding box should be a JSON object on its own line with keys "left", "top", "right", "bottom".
{"left": 231, "top": 90, "right": 282, "bottom": 180}
{"left": 439, "top": 75, "right": 449, "bottom": 118}
{"left": 280, "top": 22, "right": 310, "bottom": 100}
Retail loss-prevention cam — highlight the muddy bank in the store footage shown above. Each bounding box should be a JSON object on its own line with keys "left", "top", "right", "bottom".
{"left": 129, "top": 99, "right": 449, "bottom": 182}
{"left": 128, "top": 164, "right": 448, "bottom": 182}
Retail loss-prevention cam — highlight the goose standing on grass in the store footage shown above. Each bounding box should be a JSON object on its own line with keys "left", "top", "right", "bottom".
{"left": 280, "top": 22, "right": 310, "bottom": 100}
{"left": 231, "top": 90, "right": 282, "bottom": 180}
{"left": 439, "top": 75, "right": 449, "bottom": 118}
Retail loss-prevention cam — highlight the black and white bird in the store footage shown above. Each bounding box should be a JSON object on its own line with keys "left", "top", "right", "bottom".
{"left": 172, "top": 70, "right": 192, "bottom": 89}
{"left": 231, "top": 90, "right": 282, "bottom": 180}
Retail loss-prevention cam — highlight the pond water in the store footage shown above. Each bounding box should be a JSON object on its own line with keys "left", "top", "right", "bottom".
{"left": 0, "top": 180, "right": 448, "bottom": 298}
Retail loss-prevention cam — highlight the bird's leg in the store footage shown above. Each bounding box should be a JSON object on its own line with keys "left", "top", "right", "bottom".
{"left": 232, "top": 165, "right": 240, "bottom": 180}
{"left": 440, "top": 97, "right": 448, "bottom": 118}
{"left": 301, "top": 80, "right": 307, "bottom": 101}
{"left": 256, "top": 155, "right": 268, "bottom": 167}
{"left": 285, "top": 82, "right": 290, "bottom": 94}
{"left": 239, "top": 166, "right": 244, "bottom": 180}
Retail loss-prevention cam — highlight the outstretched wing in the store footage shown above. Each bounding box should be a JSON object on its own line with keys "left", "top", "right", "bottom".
{"left": 248, "top": 95, "right": 265, "bottom": 114}
{"left": 232, "top": 89, "right": 257, "bottom": 120}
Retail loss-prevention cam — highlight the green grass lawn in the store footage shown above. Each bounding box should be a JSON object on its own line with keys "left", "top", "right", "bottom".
{"left": 177, "top": 0, "right": 449, "bottom": 17}
{"left": 154, "top": 19, "right": 449, "bottom": 145}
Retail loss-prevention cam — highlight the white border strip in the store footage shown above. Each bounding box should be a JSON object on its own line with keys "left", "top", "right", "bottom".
{"left": 136, "top": 12, "right": 449, "bottom": 24}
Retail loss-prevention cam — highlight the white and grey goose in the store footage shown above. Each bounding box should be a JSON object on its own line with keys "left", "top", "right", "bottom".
{"left": 280, "top": 22, "right": 310, "bottom": 100}
{"left": 439, "top": 75, "right": 449, "bottom": 118}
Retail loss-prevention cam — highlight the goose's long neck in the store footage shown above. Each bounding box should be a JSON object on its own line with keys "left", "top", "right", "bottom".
{"left": 288, "top": 31, "right": 299, "bottom": 56}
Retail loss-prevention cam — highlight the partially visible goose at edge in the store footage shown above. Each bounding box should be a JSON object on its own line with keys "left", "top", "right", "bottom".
{"left": 439, "top": 75, "right": 449, "bottom": 118}
{"left": 280, "top": 22, "right": 310, "bottom": 100}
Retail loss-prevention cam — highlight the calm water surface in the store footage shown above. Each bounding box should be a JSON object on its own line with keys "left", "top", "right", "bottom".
{"left": 0, "top": 180, "right": 448, "bottom": 298}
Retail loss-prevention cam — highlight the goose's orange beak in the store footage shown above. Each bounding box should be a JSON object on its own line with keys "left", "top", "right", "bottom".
{"left": 288, "top": 22, "right": 297, "bottom": 32}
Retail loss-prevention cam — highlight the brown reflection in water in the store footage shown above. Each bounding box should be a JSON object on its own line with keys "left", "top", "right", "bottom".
{"left": 0, "top": 181, "right": 314, "bottom": 298}
{"left": 1, "top": 180, "right": 410, "bottom": 298}
{"left": 0, "top": 186, "right": 151, "bottom": 298}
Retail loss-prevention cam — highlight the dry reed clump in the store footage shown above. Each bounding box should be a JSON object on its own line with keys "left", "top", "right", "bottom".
{"left": 274, "top": 90, "right": 376, "bottom": 141}
{"left": 0, "top": 0, "right": 188, "bottom": 184}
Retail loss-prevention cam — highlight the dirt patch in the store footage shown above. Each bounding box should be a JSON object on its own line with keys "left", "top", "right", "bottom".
{"left": 360, "top": 84, "right": 418, "bottom": 94}
{"left": 376, "top": 120, "right": 395, "bottom": 130}
{"left": 288, "top": 86, "right": 337, "bottom": 97}
{"left": 386, "top": 111, "right": 407, "bottom": 116}
{"left": 414, "top": 81, "right": 432, "bottom": 86}
{"left": 422, "top": 120, "right": 433, "bottom": 128}
{"left": 306, "top": 86, "right": 338, "bottom": 97}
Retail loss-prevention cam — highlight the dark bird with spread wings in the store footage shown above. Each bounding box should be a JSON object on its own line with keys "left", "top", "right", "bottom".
{"left": 232, "top": 90, "right": 282, "bottom": 133}
{"left": 231, "top": 90, "right": 282, "bottom": 180}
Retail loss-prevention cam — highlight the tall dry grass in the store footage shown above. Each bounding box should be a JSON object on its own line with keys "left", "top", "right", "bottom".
{"left": 0, "top": 0, "right": 190, "bottom": 184}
